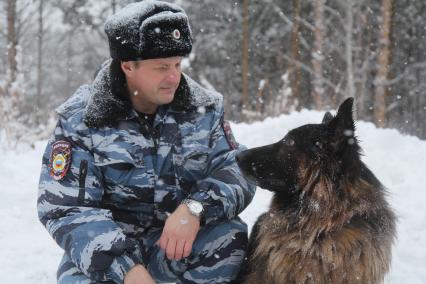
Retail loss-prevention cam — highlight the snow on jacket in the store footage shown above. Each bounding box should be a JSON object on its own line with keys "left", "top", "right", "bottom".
{"left": 37, "top": 60, "right": 256, "bottom": 283}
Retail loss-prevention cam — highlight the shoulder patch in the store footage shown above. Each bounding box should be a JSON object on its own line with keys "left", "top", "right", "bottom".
{"left": 222, "top": 121, "right": 238, "bottom": 150}
{"left": 49, "top": 140, "right": 72, "bottom": 181}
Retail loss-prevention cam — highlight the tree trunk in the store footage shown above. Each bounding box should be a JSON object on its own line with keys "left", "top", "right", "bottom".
{"left": 6, "top": 0, "right": 18, "bottom": 93}
{"left": 65, "top": 32, "right": 73, "bottom": 95}
{"left": 256, "top": 79, "right": 268, "bottom": 115}
{"left": 289, "top": 0, "right": 301, "bottom": 108}
{"left": 355, "top": 9, "right": 370, "bottom": 118}
{"left": 374, "top": 0, "right": 392, "bottom": 128}
{"left": 312, "top": 0, "right": 325, "bottom": 110}
{"left": 345, "top": 0, "right": 355, "bottom": 103}
{"left": 241, "top": 0, "right": 250, "bottom": 117}
{"left": 112, "top": 0, "right": 116, "bottom": 14}
{"left": 36, "top": 0, "right": 44, "bottom": 107}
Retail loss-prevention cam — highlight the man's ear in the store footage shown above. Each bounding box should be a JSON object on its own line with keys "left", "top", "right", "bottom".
{"left": 121, "top": 61, "right": 134, "bottom": 77}
{"left": 327, "top": 98, "right": 355, "bottom": 149}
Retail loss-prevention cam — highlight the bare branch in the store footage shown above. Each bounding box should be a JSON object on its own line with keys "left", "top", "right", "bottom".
{"left": 323, "top": 6, "right": 346, "bottom": 28}
{"left": 281, "top": 53, "right": 345, "bottom": 96}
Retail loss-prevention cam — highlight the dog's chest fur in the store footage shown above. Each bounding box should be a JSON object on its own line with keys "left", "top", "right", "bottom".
{"left": 244, "top": 211, "right": 391, "bottom": 284}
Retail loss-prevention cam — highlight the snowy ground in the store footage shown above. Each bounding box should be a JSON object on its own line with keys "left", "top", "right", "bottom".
{"left": 1, "top": 109, "right": 425, "bottom": 283}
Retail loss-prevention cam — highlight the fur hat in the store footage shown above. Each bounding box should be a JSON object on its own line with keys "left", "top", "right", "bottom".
{"left": 104, "top": 0, "right": 192, "bottom": 61}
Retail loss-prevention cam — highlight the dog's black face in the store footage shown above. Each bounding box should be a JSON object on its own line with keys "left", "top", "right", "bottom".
{"left": 236, "top": 98, "right": 359, "bottom": 193}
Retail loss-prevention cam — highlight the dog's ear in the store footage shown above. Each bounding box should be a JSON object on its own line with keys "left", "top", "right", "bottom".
{"left": 321, "top": 111, "right": 334, "bottom": 124}
{"left": 327, "top": 98, "right": 355, "bottom": 149}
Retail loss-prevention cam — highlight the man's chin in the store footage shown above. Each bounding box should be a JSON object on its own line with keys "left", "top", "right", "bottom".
{"left": 159, "top": 92, "right": 175, "bottom": 104}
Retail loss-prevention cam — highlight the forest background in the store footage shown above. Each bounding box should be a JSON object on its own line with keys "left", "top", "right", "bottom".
{"left": 1, "top": 0, "right": 425, "bottom": 144}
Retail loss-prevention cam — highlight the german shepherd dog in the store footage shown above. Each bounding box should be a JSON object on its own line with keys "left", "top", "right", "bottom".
{"left": 236, "top": 98, "right": 396, "bottom": 284}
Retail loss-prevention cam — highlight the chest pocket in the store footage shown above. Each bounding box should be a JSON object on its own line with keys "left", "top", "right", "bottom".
{"left": 94, "top": 147, "right": 155, "bottom": 205}
{"left": 175, "top": 123, "right": 212, "bottom": 181}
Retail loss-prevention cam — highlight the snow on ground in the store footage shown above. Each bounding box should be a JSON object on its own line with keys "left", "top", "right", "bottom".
{"left": 1, "top": 109, "right": 425, "bottom": 283}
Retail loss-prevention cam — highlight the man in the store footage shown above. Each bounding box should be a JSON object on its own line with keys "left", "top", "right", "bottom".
{"left": 37, "top": 1, "right": 256, "bottom": 283}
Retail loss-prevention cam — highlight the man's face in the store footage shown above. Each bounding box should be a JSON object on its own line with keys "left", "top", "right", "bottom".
{"left": 122, "top": 56, "right": 182, "bottom": 113}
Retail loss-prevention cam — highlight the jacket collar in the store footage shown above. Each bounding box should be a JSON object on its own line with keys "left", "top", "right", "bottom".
{"left": 83, "top": 60, "right": 221, "bottom": 128}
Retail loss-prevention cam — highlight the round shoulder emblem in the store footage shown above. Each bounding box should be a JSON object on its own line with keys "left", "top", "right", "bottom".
{"left": 53, "top": 154, "right": 66, "bottom": 171}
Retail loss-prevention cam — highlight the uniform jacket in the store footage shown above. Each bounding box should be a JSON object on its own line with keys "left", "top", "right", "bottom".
{"left": 37, "top": 60, "right": 256, "bottom": 283}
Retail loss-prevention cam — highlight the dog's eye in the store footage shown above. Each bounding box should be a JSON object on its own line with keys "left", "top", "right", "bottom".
{"left": 284, "top": 138, "right": 295, "bottom": 146}
{"left": 314, "top": 141, "right": 323, "bottom": 149}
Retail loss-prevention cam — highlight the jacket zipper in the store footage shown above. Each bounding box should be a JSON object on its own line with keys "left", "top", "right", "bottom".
{"left": 139, "top": 116, "right": 159, "bottom": 151}
{"left": 139, "top": 115, "right": 160, "bottom": 205}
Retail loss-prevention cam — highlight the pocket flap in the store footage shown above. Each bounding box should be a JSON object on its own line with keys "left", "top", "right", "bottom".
{"left": 94, "top": 149, "right": 144, "bottom": 168}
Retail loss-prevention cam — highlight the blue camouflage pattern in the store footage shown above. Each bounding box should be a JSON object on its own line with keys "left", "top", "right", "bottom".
{"left": 57, "top": 220, "right": 248, "bottom": 284}
{"left": 37, "top": 60, "right": 256, "bottom": 283}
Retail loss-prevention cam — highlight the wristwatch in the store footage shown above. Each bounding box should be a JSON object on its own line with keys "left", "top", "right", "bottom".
{"left": 182, "top": 199, "right": 204, "bottom": 218}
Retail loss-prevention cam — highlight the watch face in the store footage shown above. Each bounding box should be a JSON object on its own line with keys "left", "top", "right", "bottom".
{"left": 189, "top": 202, "right": 203, "bottom": 214}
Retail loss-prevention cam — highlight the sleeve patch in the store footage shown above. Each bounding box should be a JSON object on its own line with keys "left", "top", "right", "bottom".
{"left": 222, "top": 121, "right": 239, "bottom": 150}
{"left": 49, "top": 140, "right": 72, "bottom": 181}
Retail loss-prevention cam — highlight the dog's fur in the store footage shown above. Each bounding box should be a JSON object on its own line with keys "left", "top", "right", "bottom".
{"left": 236, "top": 98, "right": 396, "bottom": 284}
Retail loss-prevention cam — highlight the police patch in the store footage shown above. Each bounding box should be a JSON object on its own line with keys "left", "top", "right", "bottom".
{"left": 49, "top": 140, "right": 72, "bottom": 181}
{"left": 222, "top": 121, "right": 239, "bottom": 150}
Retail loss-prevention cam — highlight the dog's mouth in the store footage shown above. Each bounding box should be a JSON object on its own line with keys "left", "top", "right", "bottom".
{"left": 236, "top": 149, "right": 287, "bottom": 191}
{"left": 256, "top": 178, "right": 288, "bottom": 191}
{"left": 240, "top": 167, "right": 287, "bottom": 191}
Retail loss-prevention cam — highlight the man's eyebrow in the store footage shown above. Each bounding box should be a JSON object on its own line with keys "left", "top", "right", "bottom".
{"left": 155, "top": 62, "right": 170, "bottom": 67}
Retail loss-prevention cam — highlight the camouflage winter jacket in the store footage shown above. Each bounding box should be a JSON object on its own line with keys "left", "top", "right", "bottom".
{"left": 37, "top": 61, "right": 256, "bottom": 283}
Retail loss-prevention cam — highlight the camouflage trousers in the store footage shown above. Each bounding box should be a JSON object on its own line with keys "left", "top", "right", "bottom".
{"left": 57, "top": 218, "right": 247, "bottom": 284}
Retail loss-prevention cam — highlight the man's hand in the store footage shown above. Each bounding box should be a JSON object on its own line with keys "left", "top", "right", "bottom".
{"left": 158, "top": 204, "right": 200, "bottom": 261}
{"left": 124, "top": 264, "right": 155, "bottom": 284}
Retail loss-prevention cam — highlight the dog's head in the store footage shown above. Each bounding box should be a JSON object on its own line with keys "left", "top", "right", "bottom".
{"left": 236, "top": 98, "right": 360, "bottom": 194}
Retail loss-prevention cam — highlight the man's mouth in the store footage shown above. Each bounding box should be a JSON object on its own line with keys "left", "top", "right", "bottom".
{"left": 159, "top": 86, "right": 176, "bottom": 93}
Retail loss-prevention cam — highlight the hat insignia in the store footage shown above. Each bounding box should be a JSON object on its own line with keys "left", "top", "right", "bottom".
{"left": 173, "top": 29, "right": 181, "bottom": 40}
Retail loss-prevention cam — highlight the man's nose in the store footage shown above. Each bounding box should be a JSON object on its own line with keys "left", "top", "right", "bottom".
{"left": 166, "top": 68, "right": 181, "bottom": 84}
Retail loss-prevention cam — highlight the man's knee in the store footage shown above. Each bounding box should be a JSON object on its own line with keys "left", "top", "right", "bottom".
{"left": 192, "top": 219, "right": 247, "bottom": 266}
{"left": 57, "top": 253, "right": 115, "bottom": 284}
{"left": 194, "top": 217, "right": 248, "bottom": 253}
{"left": 174, "top": 219, "right": 248, "bottom": 283}
{"left": 57, "top": 254, "right": 91, "bottom": 284}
